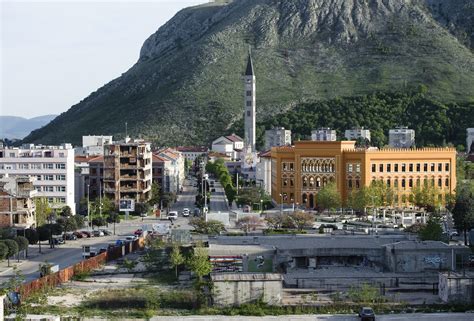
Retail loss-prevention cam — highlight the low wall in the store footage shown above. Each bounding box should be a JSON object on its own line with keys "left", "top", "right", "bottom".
{"left": 18, "top": 237, "right": 145, "bottom": 300}
{"left": 439, "top": 272, "right": 474, "bottom": 304}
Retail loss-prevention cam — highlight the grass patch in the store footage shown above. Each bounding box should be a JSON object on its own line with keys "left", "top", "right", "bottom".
{"left": 145, "top": 270, "right": 178, "bottom": 285}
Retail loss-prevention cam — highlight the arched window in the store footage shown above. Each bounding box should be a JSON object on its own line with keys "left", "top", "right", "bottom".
{"left": 303, "top": 177, "right": 308, "bottom": 188}
{"left": 323, "top": 177, "right": 328, "bottom": 186}
{"left": 316, "top": 177, "right": 321, "bottom": 188}
{"left": 309, "top": 177, "right": 314, "bottom": 188}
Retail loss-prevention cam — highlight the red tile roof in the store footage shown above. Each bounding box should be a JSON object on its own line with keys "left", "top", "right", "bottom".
{"left": 225, "top": 134, "right": 243, "bottom": 143}
{"left": 175, "top": 146, "right": 208, "bottom": 153}
{"left": 88, "top": 156, "right": 104, "bottom": 163}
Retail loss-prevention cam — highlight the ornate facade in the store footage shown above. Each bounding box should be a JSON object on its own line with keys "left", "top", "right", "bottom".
{"left": 271, "top": 141, "right": 456, "bottom": 208}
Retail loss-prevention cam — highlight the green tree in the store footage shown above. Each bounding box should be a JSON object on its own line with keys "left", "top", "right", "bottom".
{"left": 24, "top": 228, "right": 39, "bottom": 245}
{"left": 224, "top": 184, "right": 237, "bottom": 205}
{"left": 347, "top": 187, "right": 370, "bottom": 213}
{"left": 14, "top": 236, "right": 29, "bottom": 259}
{"left": 2, "top": 239, "right": 19, "bottom": 267}
{"left": 92, "top": 217, "right": 107, "bottom": 228}
{"left": 452, "top": 184, "right": 474, "bottom": 245}
{"left": 419, "top": 215, "right": 443, "bottom": 241}
{"left": 316, "top": 183, "right": 341, "bottom": 211}
{"left": 57, "top": 216, "right": 78, "bottom": 233}
{"left": 74, "top": 215, "right": 85, "bottom": 229}
{"left": 187, "top": 243, "right": 212, "bottom": 282}
{"left": 35, "top": 198, "right": 52, "bottom": 226}
{"left": 148, "top": 182, "right": 161, "bottom": 206}
{"left": 170, "top": 244, "right": 185, "bottom": 278}
{"left": 0, "top": 242, "right": 9, "bottom": 262}
{"left": 60, "top": 205, "right": 72, "bottom": 217}
{"left": 409, "top": 184, "right": 442, "bottom": 212}
{"left": 284, "top": 211, "right": 315, "bottom": 231}
{"left": 189, "top": 217, "right": 225, "bottom": 235}
{"left": 236, "top": 216, "right": 264, "bottom": 234}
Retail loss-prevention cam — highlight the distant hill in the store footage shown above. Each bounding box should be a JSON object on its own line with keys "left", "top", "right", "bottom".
{"left": 23, "top": 0, "right": 474, "bottom": 146}
{"left": 0, "top": 115, "right": 57, "bottom": 139}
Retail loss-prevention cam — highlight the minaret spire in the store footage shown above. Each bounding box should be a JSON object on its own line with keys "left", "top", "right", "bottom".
{"left": 243, "top": 47, "right": 256, "bottom": 156}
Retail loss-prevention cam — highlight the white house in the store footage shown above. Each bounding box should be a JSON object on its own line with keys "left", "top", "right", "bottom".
{"left": 311, "top": 128, "right": 337, "bottom": 141}
{"left": 0, "top": 144, "right": 76, "bottom": 213}
{"left": 212, "top": 134, "right": 244, "bottom": 160}
{"left": 256, "top": 151, "right": 272, "bottom": 196}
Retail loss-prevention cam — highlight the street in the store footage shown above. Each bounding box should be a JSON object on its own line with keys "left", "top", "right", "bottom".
{"left": 150, "top": 313, "right": 473, "bottom": 321}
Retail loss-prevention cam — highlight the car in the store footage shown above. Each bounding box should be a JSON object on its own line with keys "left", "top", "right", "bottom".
{"left": 115, "top": 240, "right": 124, "bottom": 246}
{"left": 358, "top": 307, "right": 375, "bottom": 321}
{"left": 52, "top": 237, "right": 64, "bottom": 245}
{"left": 81, "top": 231, "right": 92, "bottom": 238}
{"left": 182, "top": 208, "right": 190, "bottom": 217}
{"left": 100, "top": 229, "right": 112, "bottom": 236}
{"left": 92, "top": 230, "right": 104, "bottom": 237}
{"left": 167, "top": 211, "right": 178, "bottom": 220}
{"left": 73, "top": 231, "right": 86, "bottom": 238}
{"left": 125, "top": 235, "right": 138, "bottom": 242}
{"left": 64, "top": 232, "right": 77, "bottom": 240}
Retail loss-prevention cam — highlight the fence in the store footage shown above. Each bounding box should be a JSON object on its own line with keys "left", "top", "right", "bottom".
{"left": 18, "top": 237, "right": 145, "bottom": 299}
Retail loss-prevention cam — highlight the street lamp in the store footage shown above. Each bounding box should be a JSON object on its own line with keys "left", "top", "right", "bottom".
{"left": 279, "top": 193, "right": 283, "bottom": 215}
{"left": 260, "top": 199, "right": 263, "bottom": 214}
{"left": 87, "top": 184, "right": 91, "bottom": 232}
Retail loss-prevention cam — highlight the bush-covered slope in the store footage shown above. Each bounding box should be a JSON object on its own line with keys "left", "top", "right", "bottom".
{"left": 24, "top": 0, "right": 474, "bottom": 146}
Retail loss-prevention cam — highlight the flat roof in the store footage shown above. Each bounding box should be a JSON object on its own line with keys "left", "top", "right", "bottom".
{"left": 211, "top": 273, "right": 282, "bottom": 282}
{"left": 209, "top": 244, "right": 275, "bottom": 256}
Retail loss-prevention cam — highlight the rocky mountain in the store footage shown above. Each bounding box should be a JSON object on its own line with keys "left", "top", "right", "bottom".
{"left": 24, "top": 0, "right": 474, "bottom": 146}
{"left": 1, "top": 115, "right": 57, "bottom": 139}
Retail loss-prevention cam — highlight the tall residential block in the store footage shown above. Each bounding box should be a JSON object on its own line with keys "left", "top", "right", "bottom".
{"left": 311, "top": 128, "right": 337, "bottom": 141}
{"left": 264, "top": 127, "right": 292, "bottom": 150}
{"left": 103, "top": 138, "right": 152, "bottom": 206}
{"left": 0, "top": 144, "right": 76, "bottom": 213}
{"left": 389, "top": 127, "right": 415, "bottom": 148}
{"left": 345, "top": 127, "right": 371, "bottom": 142}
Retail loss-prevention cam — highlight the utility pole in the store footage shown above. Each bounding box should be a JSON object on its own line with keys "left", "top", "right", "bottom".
{"left": 87, "top": 184, "right": 91, "bottom": 231}
{"left": 99, "top": 180, "right": 102, "bottom": 217}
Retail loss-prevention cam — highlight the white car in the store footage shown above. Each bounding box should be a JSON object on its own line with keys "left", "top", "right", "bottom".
{"left": 167, "top": 211, "right": 178, "bottom": 220}
{"left": 182, "top": 208, "right": 190, "bottom": 217}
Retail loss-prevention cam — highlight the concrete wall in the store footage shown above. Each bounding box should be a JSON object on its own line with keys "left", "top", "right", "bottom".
{"left": 212, "top": 273, "right": 282, "bottom": 307}
{"left": 439, "top": 272, "right": 474, "bottom": 304}
{"left": 384, "top": 247, "right": 454, "bottom": 273}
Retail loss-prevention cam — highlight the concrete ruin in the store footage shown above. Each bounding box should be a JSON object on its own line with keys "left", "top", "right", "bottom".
{"left": 439, "top": 271, "right": 474, "bottom": 304}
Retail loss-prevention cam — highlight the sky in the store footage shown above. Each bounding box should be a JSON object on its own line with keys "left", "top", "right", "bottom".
{"left": 0, "top": 0, "right": 207, "bottom": 118}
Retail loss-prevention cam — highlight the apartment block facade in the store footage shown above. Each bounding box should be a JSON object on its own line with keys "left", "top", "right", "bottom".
{"left": 103, "top": 139, "right": 152, "bottom": 206}
{"left": 0, "top": 144, "right": 76, "bottom": 213}
{"left": 271, "top": 141, "right": 456, "bottom": 209}
{"left": 311, "top": 128, "right": 337, "bottom": 142}
{"left": 389, "top": 128, "right": 415, "bottom": 148}
{"left": 0, "top": 175, "right": 37, "bottom": 229}
{"left": 264, "top": 127, "right": 292, "bottom": 151}
{"left": 345, "top": 127, "right": 371, "bottom": 142}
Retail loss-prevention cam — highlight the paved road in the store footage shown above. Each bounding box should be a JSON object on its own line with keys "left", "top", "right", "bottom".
{"left": 150, "top": 313, "right": 473, "bottom": 321}
{"left": 209, "top": 180, "right": 229, "bottom": 213}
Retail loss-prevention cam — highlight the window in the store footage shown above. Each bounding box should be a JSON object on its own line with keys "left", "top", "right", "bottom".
{"left": 18, "top": 163, "right": 29, "bottom": 169}
{"left": 409, "top": 178, "right": 413, "bottom": 188}
{"left": 387, "top": 180, "right": 391, "bottom": 187}
{"left": 59, "top": 153, "right": 65, "bottom": 157}
{"left": 36, "top": 175, "right": 42, "bottom": 181}
{"left": 43, "top": 163, "right": 53, "bottom": 169}
{"left": 316, "top": 177, "right": 321, "bottom": 188}
{"left": 48, "top": 197, "right": 54, "bottom": 203}
{"left": 387, "top": 164, "right": 391, "bottom": 172}
{"left": 303, "top": 177, "right": 308, "bottom": 188}
{"left": 31, "top": 163, "right": 41, "bottom": 169}
{"left": 290, "top": 178, "right": 294, "bottom": 187}
{"left": 246, "top": 90, "right": 252, "bottom": 96}
{"left": 309, "top": 177, "right": 314, "bottom": 187}
{"left": 445, "top": 178, "right": 449, "bottom": 187}
{"left": 44, "top": 175, "right": 54, "bottom": 181}
{"left": 59, "top": 197, "right": 66, "bottom": 203}
{"left": 56, "top": 186, "right": 66, "bottom": 192}
{"left": 379, "top": 164, "right": 384, "bottom": 172}
{"left": 430, "top": 163, "right": 435, "bottom": 172}
{"left": 55, "top": 163, "right": 66, "bottom": 169}
{"left": 246, "top": 111, "right": 251, "bottom": 117}
{"left": 43, "top": 186, "right": 53, "bottom": 192}
{"left": 9, "top": 153, "right": 15, "bottom": 157}
{"left": 371, "top": 164, "right": 376, "bottom": 173}
{"left": 393, "top": 179, "right": 398, "bottom": 188}
{"left": 409, "top": 164, "right": 413, "bottom": 172}
{"left": 438, "top": 178, "right": 442, "bottom": 187}
{"left": 56, "top": 175, "right": 66, "bottom": 181}
{"left": 355, "top": 164, "right": 361, "bottom": 173}
{"left": 348, "top": 180, "right": 353, "bottom": 188}
{"left": 282, "top": 163, "right": 287, "bottom": 171}
{"left": 416, "top": 163, "right": 421, "bottom": 172}
{"left": 289, "top": 163, "right": 294, "bottom": 171}
{"left": 445, "top": 163, "right": 450, "bottom": 171}
{"left": 401, "top": 164, "right": 406, "bottom": 172}
{"left": 394, "top": 164, "right": 399, "bottom": 172}
{"left": 438, "top": 163, "right": 442, "bottom": 172}
{"left": 246, "top": 101, "right": 252, "bottom": 107}
{"left": 355, "top": 179, "right": 360, "bottom": 188}
{"left": 424, "top": 163, "right": 428, "bottom": 172}
{"left": 35, "top": 187, "right": 41, "bottom": 192}
{"left": 401, "top": 179, "right": 406, "bottom": 189}
{"left": 348, "top": 164, "right": 353, "bottom": 173}
{"left": 282, "top": 179, "right": 288, "bottom": 187}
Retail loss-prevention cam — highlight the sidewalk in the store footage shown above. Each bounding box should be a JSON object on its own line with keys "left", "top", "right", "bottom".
{"left": 0, "top": 244, "right": 55, "bottom": 276}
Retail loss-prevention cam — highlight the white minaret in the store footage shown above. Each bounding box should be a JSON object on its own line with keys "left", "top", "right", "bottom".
{"left": 244, "top": 49, "right": 256, "bottom": 153}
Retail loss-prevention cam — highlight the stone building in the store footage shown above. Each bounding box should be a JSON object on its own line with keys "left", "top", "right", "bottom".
{"left": 271, "top": 141, "right": 456, "bottom": 208}
{"left": 0, "top": 175, "right": 36, "bottom": 229}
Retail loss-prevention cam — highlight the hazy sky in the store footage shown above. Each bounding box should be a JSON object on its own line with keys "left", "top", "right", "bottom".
{"left": 1, "top": 0, "right": 207, "bottom": 118}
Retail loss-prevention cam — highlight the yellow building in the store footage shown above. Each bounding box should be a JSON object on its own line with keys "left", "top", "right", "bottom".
{"left": 271, "top": 141, "right": 456, "bottom": 208}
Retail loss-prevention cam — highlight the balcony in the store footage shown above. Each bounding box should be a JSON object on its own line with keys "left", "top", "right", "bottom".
{"left": 104, "top": 187, "right": 116, "bottom": 193}
{"left": 120, "top": 175, "right": 138, "bottom": 181}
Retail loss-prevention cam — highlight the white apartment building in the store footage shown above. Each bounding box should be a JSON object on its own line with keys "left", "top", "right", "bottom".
{"left": 256, "top": 151, "right": 272, "bottom": 196}
{"left": 345, "top": 127, "right": 371, "bottom": 142}
{"left": 264, "top": 127, "right": 292, "bottom": 151}
{"left": 0, "top": 144, "right": 76, "bottom": 213}
{"left": 467, "top": 128, "right": 474, "bottom": 153}
{"left": 76, "top": 135, "right": 113, "bottom": 156}
{"left": 389, "top": 127, "right": 416, "bottom": 148}
{"left": 311, "top": 128, "right": 337, "bottom": 141}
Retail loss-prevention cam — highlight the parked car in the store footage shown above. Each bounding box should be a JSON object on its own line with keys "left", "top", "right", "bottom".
{"left": 92, "top": 230, "right": 104, "bottom": 237}
{"left": 167, "top": 211, "right": 178, "bottom": 220}
{"left": 64, "top": 232, "right": 77, "bottom": 240}
{"left": 182, "top": 208, "right": 190, "bottom": 217}
{"left": 81, "top": 231, "right": 92, "bottom": 238}
{"left": 100, "top": 229, "right": 112, "bottom": 236}
{"left": 125, "top": 235, "right": 138, "bottom": 242}
{"left": 52, "top": 236, "right": 64, "bottom": 245}
{"left": 358, "top": 307, "right": 375, "bottom": 321}
{"left": 73, "top": 231, "right": 86, "bottom": 239}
